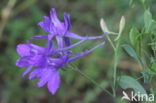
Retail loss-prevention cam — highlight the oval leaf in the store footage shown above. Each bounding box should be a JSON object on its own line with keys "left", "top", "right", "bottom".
{"left": 118, "top": 75, "right": 147, "bottom": 95}
{"left": 122, "top": 44, "right": 141, "bottom": 64}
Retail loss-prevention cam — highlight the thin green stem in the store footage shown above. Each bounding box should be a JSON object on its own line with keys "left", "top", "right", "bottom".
{"left": 136, "top": 76, "right": 144, "bottom": 80}
{"left": 113, "top": 49, "right": 118, "bottom": 97}
{"left": 109, "top": 32, "right": 118, "bottom": 35}
{"left": 105, "top": 35, "right": 116, "bottom": 50}
{"left": 68, "top": 65, "right": 113, "bottom": 97}
{"left": 105, "top": 34, "right": 117, "bottom": 98}
{"left": 106, "top": 33, "right": 120, "bottom": 98}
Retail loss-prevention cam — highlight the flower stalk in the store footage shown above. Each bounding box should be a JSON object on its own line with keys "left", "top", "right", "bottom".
{"left": 100, "top": 16, "right": 125, "bottom": 98}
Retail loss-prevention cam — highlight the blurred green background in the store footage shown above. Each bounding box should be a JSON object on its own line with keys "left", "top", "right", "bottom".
{"left": 0, "top": 0, "right": 156, "bottom": 103}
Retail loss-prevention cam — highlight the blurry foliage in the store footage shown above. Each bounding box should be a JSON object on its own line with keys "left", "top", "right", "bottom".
{"left": 0, "top": 0, "right": 156, "bottom": 103}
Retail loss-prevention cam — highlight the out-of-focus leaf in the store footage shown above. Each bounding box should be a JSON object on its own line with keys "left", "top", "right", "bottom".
{"left": 122, "top": 44, "right": 141, "bottom": 64}
{"left": 152, "top": 90, "right": 156, "bottom": 99}
{"left": 151, "top": 20, "right": 156, "bottom": 32}
{"left": 129, "top": 27, "right": 140, "bottom": 46}
{"left": 129, "top": 0, "right": 136, "bottom": 8}
{"left": 84, "top": 91, "right": 97, "bottom": 103}
{"left": 144, "top": 10, "right": 152, "bottom": 32}
{"left": 118, "top": 75, "right": 147, "bottom": 95}
{"left": 150, "top": 63, "right": 156, "bottom": 73}
{"left": 141, "top": 0, "right": 145, "bottom": 4}
{"left": 129, "top": 0, "right": 133, "bottom": 6}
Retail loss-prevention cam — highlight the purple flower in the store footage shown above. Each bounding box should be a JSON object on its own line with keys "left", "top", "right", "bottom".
{"left": 33, "top": 8, "right": 104, "bottom": 48}
{"left": 16, "top": 40, "right": 104, "bottom": 94}
{"left": 16, "top": 8, "right": 105, "bottom": 94}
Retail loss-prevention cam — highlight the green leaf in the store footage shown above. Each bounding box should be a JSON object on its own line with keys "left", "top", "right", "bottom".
{"left": 151, "top": 20, "right": 156, "bottom": 32}
{"left": 129, "top": 0, "right": 135, "bottom": 8}
{"left": 118, "top": 75, "right": 147, "bottom": 95}
{"left": 150, "top": 63, "right": 156, "bottom": 73}
{"left": 122, "top": 44, "right": 141, "bottom": 64}
{"left": 129, "top": 27, "right": 140, "bottom": 46}
{"left": 144, "top": 10, "right": 152, "bottom": 32}
{"left": 129, "top": 0, "right": 133, "bottom": 6}
{"left": 140, "top": 0, "right": 145, "bottom": 4}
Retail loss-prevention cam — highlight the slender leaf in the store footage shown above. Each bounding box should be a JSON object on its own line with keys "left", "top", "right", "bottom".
{"left": 129, "top": 27, "right": 140, "bottom": 46}
{"left": 144, "top": 10, "right": 152, "bottom": 32}
{"left": 122, "top": 44, "right": 142, "bottom": 65}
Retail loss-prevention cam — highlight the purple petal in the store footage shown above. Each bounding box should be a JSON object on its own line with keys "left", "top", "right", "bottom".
{"left": 68, "top": 42, "right": 105, "bottom": 62}
{"left": 38, "top": 16, "right": 53, "bottom": 33}
{"left": 37, "top": 69, "right": 52, "bottom": 87}
{"left": 47, "top": 35, "right": 54, "bottom": 51}
{"left": 29, "top": 43, "right": 45, "bottom": 54}
{"left": 29, "top": 69, "right": 42, "bottom": 80}
{"left": 32, "top": 35, "right": 54, "bottom": 39}
{"left": 47, "top": 70, "right": 60, "bottom": 94}
{"left": 48, "top": 34, "right": 54, "bottom": 40}
{"left": 22, "top": 66, "right": 33, "bottom": 76}
{"left": 28, "top": 55, "right": 46, "bottom": 67}
{"left": 17, "top": 44, "right": 31, "bottom": 56}
{"left": 50, "top": 8, "right": 61, "bottom": 26}
{"left": 32, "top": 35, "right": 48, "bottom": 39}
{"left": 56, "top": 36, "right": 64, "bottom": 48}
{"left": 66, "top": 32, "right": 104, "bottom": 40}
{"left": 16, "top": 57, "right": 30, "bottom": 67}
{"left": 64, "top": 13, "right": 72, "bottom": 31}
{"left": 47, "top": 56, "right": 68, "bottom": 68}
{"left": 63, "top": 37, "right": 71, "bottom": 46}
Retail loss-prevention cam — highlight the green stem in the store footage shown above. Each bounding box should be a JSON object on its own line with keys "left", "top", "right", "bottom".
{"left": 106, "top": 33, "right": 120, "bottom": 98}
{"left": 106, "top": 35, "right": 116, "bottom": 50}
{"left": 113, "top": 49, "right": 118, "bottom": 97}
{"left": 69, "top": 65, "right": 113, "bottom": 97}
{"left": 109, "top": 32, "right": 118, "bottom": 35}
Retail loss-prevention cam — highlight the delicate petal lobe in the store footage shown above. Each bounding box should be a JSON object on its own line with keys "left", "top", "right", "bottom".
{"left": 47, "top": 70, "right": 60, "bottom": 94}
{"left": 17, "top": 44, "right": 30, "bottom": 56}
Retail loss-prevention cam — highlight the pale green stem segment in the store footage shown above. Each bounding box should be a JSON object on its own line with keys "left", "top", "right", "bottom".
{"left": 112, "top": 42, "right": 120, "bottom": 98}
{"left": 104, "top": 31, "right": 120, "bottom": 98}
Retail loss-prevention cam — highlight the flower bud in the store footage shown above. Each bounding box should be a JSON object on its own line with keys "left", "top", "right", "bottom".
{"left": 100, "top": 18, "right": 110, "bottom": 34}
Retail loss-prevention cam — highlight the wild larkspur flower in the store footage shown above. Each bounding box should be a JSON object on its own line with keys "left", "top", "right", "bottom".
{"left": 16, "top": 8, "right": 105, "bottom": 94}
{"left": 16, "top": 40, "right": 104, "bottom": 94}
{"left": 33, "top": 8, "right": 104, "bottom": 48}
